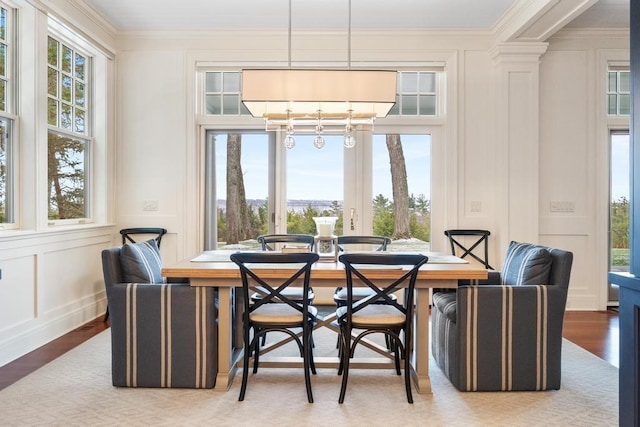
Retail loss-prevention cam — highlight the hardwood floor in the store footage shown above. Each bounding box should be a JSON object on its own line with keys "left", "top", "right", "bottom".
{"left": 0, "top": 309, "right": 619, "bottom": 391}
{"left": 563, "top": 309, "right": 619, "bottom": 367}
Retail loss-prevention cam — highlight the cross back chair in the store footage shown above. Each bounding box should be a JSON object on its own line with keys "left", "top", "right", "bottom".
{"left": 230, "top": 251, "right": 320, "bottom": 403}
{"left": 257, "top": 234, "right": 315, "bottom": 251}
{"left": 444, "top": 229, "right": 493, "bottom": 269}
{"left": 120, "top": 227, "right": 168, "bottom": 247}
{"left": 333, "top": 235, "right": 393, "bottom": 307}
{"left": 332, "top": 235, "right": 395, "bottom": 350}
{"left": 254, "top": 234, "right": 316, "bottom": 345}
{"left": 336, "top": 252, "right": 428, "bottom": 404}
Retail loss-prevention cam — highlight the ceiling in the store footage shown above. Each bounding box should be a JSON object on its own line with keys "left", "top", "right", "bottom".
{"left": 83, "top": 0, "right": 629, "bottom": 32}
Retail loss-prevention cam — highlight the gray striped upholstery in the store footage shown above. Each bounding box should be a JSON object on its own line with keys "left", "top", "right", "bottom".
{"left": 431, "top": 242, "right": 573, "bottom": 391}
{"left": 102, "top": 247, "right": 218, "bottom": 388}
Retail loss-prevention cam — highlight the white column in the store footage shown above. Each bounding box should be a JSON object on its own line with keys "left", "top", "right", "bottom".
{"left": 490, "top": 42, "right": 548, "bottom": 253}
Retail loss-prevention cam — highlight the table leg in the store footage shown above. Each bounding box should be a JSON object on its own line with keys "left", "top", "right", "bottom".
{"left": 215, "top": 286, "right": 238, "bottom": 390}
{"left": 411, "top": 287, "right": 432, "bottom": 394}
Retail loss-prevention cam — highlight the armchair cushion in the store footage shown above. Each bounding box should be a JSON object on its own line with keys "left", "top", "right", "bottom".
{"left": 120, "top": 239, "right": 164, "bottom": 283}
{"left": 501, "top": 241, "right": 552, "bottom": 286}
{"left": 432, "top": 291, "right": 457, "bottom": 323}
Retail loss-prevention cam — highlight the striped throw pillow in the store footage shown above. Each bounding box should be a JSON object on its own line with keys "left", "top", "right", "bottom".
{"left": 500, "top": 241, "right": 552, "bottom": 286}
{"left": 120, "top": 239, "right": 165, "bottom": 283}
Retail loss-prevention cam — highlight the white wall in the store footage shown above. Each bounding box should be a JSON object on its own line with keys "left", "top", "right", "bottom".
{"left": 112, "top": 28, "right": 628, "bottom": 311}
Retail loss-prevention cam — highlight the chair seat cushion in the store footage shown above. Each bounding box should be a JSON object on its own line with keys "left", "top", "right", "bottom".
{"left": 501, "top": 241, "right": 552, "bottom": 286}
{"left": 432, "top": 291, "right": 458, "bottom": 323}
{"left": 333, "top": 288, "right": 398, "bottom": 302}
{"left": 120, "top": 239, "right": 164, "bottom": 283}
{"left": 336, "top": 305, "right": 405, "bottom": 326}
{"left": 250, "top": 304, "right": 318, "bottom": 324}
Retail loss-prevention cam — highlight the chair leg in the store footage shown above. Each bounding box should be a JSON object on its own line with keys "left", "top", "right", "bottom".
{"left": 337, "top": 327, "right": 345, "bottom": 375}
{"left": 309, "top": 331, "right": 317, "bottom": 375}
{"left": 239, "top": 328, "right": 251, "bottom": 401}
{"left": 103, "top": 307, "right": 109, "bottom": 322}
{"left": 338, "top": 327, "right": 351, "bottom": 403}
{"left": 393, "top": 336, "right": 401, "bottom": 376}
{"left": 304, "top": 328, "right": 314, "bottom": 403}
{"left": 253, "top": 332, "right": 261, "bottom": 374}
{"left": 404, "top": 347, "right": 413, "bottom": 404}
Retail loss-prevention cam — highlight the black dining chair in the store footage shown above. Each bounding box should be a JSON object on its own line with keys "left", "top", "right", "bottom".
{"left": 444, "top": 229, "right": 493, "bottom": 269}
{"left": 230, "top": 251, "right": 319, "bottom": 403}
{"left": 336, "top": 252, "right": 428, "bottom": 404}
{"left": 332, "top": 236, "right": 395, "bottom": 349}
{"left": 253, "top": 234, "right": 316, "bottom": 346}
{"left": 257, "top": 234, "right": 315, "bottom": 251}
{"left": 333, "top": 235, "right": 393, "bottom": 308}
{"left": 120, "top": 227, "right": 168, "bottom": 248}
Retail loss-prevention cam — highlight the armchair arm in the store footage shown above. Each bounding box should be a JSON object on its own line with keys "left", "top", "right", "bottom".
{"left": 107, "top": 282, "right": 217, "bottom": 388}
{"left": 455, "top": 271, "right": 501, "bottom": 287}
{"left": 455, "top": 284, "right": 567, "bottom": 391}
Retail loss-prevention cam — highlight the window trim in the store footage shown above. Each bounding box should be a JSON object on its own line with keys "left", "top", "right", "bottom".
{"left": 0, "top": 2, "right": 15, "bottom": 228}
{"left": 46, "top": 26, "right": 94, "bottom": 225}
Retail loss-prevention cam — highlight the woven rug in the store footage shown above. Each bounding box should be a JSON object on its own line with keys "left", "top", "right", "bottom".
{"left": 0, "top": 328, "right": 618, "bottom": 426}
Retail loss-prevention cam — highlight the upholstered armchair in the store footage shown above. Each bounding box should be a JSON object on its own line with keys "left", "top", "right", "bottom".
{"left": 431, "top": 241, "right": 573, "bottom": 391}
{"left": 102, "top": 241, "right": 218, "bottom": 388}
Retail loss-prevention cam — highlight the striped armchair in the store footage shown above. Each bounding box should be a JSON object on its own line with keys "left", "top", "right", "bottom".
{"left": 431, "top": 242, "right": 573, "bottom": 391}
{"left": 102, "top": 246, "right": 218, "bottom": 388}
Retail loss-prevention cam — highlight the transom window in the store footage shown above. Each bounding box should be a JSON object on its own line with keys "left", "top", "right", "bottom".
{"left": 388, "top": 72, "right": 437, "bottom": 116}
{"left": 205, "top": 71, "right": 249, "bottom": 116}
{"left": 47, "top": 35, "right": 91, "bottom": 222}
{"left": 607, "top": 69, "right": 630, "bottom": 116}
{"left": 203, "top": 70, "right": 438, "bottom": 117}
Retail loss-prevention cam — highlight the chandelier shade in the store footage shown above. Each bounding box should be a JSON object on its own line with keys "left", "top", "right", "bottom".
{"left": 241, "top": 69, "right": 397, "bottom": 122}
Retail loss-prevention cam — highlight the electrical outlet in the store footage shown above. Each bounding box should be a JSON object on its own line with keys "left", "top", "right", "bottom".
{"left": 470, "top": 201, "right": 482, "bottom": 213}
{"left": 143, "top": 200, "right": 158, "bottom": 211}
{"left": 550, "top": 201, "right": 575, "bottom": 213}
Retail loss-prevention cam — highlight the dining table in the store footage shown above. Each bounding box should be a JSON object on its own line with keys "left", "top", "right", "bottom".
{"left": 162, "top": 250, "right": 488, "bottom": 394}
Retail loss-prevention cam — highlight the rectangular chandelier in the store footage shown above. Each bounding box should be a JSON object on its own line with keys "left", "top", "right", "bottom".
{"left": 241, "top": 69, "right": 397, "bottom": 127}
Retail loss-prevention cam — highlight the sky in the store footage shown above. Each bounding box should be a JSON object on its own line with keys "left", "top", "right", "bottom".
{"left": 214, "top": 133, "right": 431, "bottom": 202}
{"left": 611, "top": 133, "right": 630, "bottom": 202}
{"left": 214, "top": 131, "right": 629, "bottom": 203}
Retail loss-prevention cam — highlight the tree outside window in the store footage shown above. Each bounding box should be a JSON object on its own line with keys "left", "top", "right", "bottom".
{"left": 47, "top": 35, "right": 90, "bottom": 221}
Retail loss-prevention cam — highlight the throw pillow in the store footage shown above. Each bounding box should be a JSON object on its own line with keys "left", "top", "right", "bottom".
{"left": 501, "top": 241, "right": 552, "bottom": 286}
{"left": 120, "top": 239, "right": 165, "bottom": 283}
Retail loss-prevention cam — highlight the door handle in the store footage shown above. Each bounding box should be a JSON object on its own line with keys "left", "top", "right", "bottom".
{"left": 350, "top": 208, "right": 355, "bottom": 230}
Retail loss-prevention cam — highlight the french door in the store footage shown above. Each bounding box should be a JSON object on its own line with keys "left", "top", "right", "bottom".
{"left": 608, "top": 130, "right": 630, "bottom": 303}
{"left": 204, "top": 129, "right": 432, "bottom": 250}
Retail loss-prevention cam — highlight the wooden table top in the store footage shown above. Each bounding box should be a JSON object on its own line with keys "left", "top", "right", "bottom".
{"left": 162, "top": 250, "right": 489, "bottom": 282}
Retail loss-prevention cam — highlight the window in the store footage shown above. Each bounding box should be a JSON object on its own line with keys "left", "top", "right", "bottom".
{"left": 388, "top": 72, "right": 437, "bottom": 116}
{"left": 0, "top": 4, "right": 14, "bottom": 226}
{"left": 205, "top": 71, "right": 250, "bottom": 116}
{"left": 47, "top": 35, "right": 90, "bottom": 221}
{"left": 204, "top": 70, "right": 440, "bottom": 118}
{"left": 200, "top": 68, "right": 439, "bottom": 249}
{"left": 607, "top": 69, "right": 630, "bottom": 116}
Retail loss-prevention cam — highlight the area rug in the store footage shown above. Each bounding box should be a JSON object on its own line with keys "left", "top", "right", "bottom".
{"left": 0, "top": 328, "right": 618, "bottom": 426}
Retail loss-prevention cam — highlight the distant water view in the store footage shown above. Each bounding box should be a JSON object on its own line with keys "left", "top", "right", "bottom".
{"left": 218, "top": 199, "right": 341, "bottom": 213}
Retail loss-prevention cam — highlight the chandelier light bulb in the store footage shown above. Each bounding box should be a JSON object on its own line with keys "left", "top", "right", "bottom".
{"left": 313, "top": 134, "right": 326, "bottom": 149}
{"left": 284, "top": 133, "right": 296, "bottom": 149}
{"left": 344, "top": 133, "right": 355, "bottom": 148}
{"left": 344, "top": 121, "right": 355, "bottom": 148}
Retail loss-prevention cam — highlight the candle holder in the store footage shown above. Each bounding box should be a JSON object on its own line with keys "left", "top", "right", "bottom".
{"left": 313, "top": 217, "right": 339, "bottom": 262}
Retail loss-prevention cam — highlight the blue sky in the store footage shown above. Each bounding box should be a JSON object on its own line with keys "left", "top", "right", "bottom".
{"left": 215, "top": 131, "right": 629, "bottom": 203}
{"left": 611, "top": 133, "right": 630, "bottom": 201}
{"left": 214, "top": 133, "right": 431, "bottom": 202}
